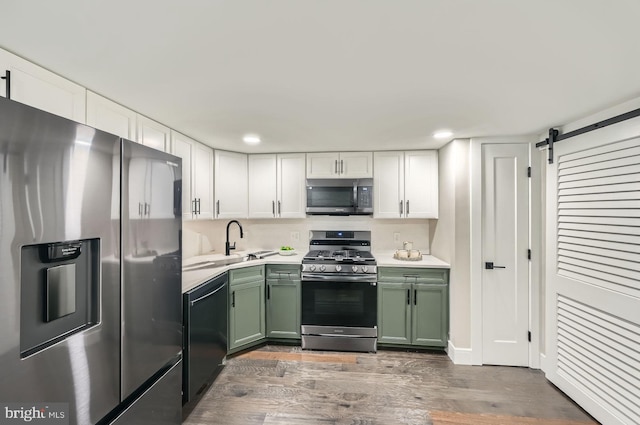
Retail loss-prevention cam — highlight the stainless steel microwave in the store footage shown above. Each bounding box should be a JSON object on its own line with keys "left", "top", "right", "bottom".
{"left": 306, "top": 178, "right": 373, "bottom": 215}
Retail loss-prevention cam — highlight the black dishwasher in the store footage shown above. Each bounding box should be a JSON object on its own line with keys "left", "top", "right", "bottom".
{"left": 183, "top": 273, "right": 228, "bottom": 404}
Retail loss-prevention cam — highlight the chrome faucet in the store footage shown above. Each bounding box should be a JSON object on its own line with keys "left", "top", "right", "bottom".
{"left": 225, "top": 220, "right": 244, "bottom": 255}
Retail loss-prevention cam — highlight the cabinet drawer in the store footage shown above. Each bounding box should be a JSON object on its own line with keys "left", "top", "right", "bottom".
{"left": 378, "top": 267, "right": 448, "bottom": 284}
{"left": 229, "top": 265, "right": 264, "bottom": 285}
{"left": 266, "top": 264, "right": 301, "bottom": 280}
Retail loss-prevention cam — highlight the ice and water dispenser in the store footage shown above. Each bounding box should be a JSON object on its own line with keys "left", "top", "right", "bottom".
{"left": 20, "top": 238, "right": 100, "bottom": 357}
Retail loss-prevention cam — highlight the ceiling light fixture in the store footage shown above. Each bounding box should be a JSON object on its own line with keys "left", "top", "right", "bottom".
{"left": 433, "top": 130, "right": 453, "bottom": 139}
{"left": 242, "top": 134, "right": 261, "bottom": 145}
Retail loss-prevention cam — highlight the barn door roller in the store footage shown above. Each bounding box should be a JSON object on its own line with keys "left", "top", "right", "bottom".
{"left": 536, "top": 107, "right": 640, "bottom": 164}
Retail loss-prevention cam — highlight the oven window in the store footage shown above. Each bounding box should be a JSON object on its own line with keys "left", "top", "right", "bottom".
{"left": 307, "top": 187, "right": 353, "bottom": 208}
{"left": 302, "top": 281, "right": 377, "bottom": 328}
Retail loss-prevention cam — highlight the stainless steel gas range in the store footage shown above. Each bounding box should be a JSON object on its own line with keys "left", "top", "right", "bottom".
{"left": 301, "top": 230, "right": 378, "bottom": 353}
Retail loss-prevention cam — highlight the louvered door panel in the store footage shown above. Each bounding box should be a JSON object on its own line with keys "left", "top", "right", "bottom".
{"left": 557, "top": 296, "right": 640, "bottom": 425}
{"left": 556, "top": 137, "right": 640, "bottom": 298}
{"left": 548, "top": 122, "right": 640, "bottom": 425}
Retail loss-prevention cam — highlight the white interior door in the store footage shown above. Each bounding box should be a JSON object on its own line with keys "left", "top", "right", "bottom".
{"left": 546, "top": 120, "right": 640, "bottom": 425}
{"left": 482, "top": 143, "right": 529, "bottom": 366}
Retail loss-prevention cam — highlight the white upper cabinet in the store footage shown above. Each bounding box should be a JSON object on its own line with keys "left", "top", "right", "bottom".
{"left": 277, "top": 153, "right": 306, "bottom": 218}
{"left": 306, "top": 152, "right": 372, "bottom": 178}
{"left": 373, "top": 150, "right": 438, "bottom": 219}
{"left": 214, "top": 150, "right": 248, "bottom": 219}
{"left": 404, "top": 150, "right": 438, "bottom": 218}
{"left": 374, "top": 151, "right": 405, "bottom": 218}
{"left": 0, "top": 48, "right": 86, "bottom": 123}
{"left": 339, "top": 152, "right": 374, "bottom": 178}
{"left": 248, "top": 153, "right": 306, "bottom": 219}
{"left": 171, "top": 131, "right": 214, "bottom": 220}
{"left": 248, "top": 155, "right": 277, "bottom": 218}
{"left": 86, "top": 91, "right": 137, "bottom": 139}
{"left": 137, "top": 115, "right": 170, "bottom": 152}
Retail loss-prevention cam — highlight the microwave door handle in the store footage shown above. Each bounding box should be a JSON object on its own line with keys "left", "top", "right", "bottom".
{"left": 353, "top": 184, "right": 358, "bottom": 209}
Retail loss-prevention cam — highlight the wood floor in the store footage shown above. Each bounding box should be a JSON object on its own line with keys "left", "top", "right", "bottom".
{"left": 183, "top": 345, "right": 598, "bottom": 425}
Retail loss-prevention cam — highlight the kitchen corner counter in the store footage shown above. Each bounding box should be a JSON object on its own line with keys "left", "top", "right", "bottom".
{"left": 373, "top": 251, "right": 450, "bottom": 268}
{"left": 182, "top": 251, "right": 304, "bottom": 293}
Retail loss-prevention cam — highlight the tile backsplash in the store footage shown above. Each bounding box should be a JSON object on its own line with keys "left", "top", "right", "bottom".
{"left": 183, "top": 217, "right": 432, "bottom": 258}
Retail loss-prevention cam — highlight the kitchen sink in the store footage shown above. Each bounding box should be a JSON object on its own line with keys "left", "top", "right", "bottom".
{"left": 183, "top": 250, "right": 278, "bottom": 272}
{"left": 183, "top": 255, "right": 252, "bottom": 272}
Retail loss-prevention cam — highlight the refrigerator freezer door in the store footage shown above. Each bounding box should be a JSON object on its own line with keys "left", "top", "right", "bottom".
{"left": 121, "top": 139, "right": 182, "bottom": 400}
{"left": 0, "top": 97, "right": 120, "bottom": 424}
{"left": 110, "top": 360, "right": 182, "bottom": 425}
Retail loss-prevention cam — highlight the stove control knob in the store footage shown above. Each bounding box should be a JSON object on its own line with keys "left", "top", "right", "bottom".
{"left": 319, "top": 265, "right": 326, "bottom": 272}
{"left": 362, "top": 266, "right": 368, "bottom": 273}
{"left": 309, "top": 265, "right": 316, "bottom": 272}
{"left": 335, "top": 265, "right": 342, "bottom": 272}
{"left": 352, "top": 266, "right": 358, "bottom": 273}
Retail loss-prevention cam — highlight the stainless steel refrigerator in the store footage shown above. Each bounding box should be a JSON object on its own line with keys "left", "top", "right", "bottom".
{"left": 0, "top": 96, "right": 182, "bottom": 424}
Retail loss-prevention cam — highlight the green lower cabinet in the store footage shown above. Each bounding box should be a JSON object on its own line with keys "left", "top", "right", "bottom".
{"left": 378, "top": 267, "right": 449, "bottom": 348}
{"left": 412, "top": 283, "right": 448, "bottom": 347}
{"left": 377, "top": 282, "right": 412, "bottom": 345}
{"left": 229, "top": 266, "right": 266, "bottom": 351}
{"left": 266, "top": 265, "right": 301, "bottom": 339}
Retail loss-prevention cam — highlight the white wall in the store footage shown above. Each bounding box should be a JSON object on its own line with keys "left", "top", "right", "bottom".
{"left": 183, "top": 216, "right": 432, "bottom": 258}
{"left": 431, "top": 139, "right": 472, "bottom": 356}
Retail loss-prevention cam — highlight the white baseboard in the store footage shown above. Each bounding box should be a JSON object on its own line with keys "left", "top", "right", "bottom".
{"left": 447, "top": 340, "right": 473, "bottom": 365}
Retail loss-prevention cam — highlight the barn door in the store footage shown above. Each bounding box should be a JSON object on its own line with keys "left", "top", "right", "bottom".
{"left": 546, "top": 118, "right": 640, "bottom": 425}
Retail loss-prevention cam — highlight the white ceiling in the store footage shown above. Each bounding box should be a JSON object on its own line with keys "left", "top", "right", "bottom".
{"left": 1, "top": 0, "right": 640, "bottom": 153}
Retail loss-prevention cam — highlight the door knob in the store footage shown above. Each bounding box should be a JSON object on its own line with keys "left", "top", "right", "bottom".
{"left": 485, "top": 262, "right": 506, "bottom": 270}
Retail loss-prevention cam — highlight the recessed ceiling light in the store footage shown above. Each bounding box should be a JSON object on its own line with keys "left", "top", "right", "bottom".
{"left": 243, "top": 134, "right": 261, "bottom": 145}
{"left": 433, "top": 130, "right": 453, "bottom": 139}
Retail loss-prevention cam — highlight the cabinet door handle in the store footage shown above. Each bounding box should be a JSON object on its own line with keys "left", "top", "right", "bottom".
{"left": 272, "top": 200, "right": 275, "bottom": 217}
{"left": 407, "top": 289, "right": 411, "bottom": 305}
{"left": 197, "top": 198, "right": 201, "bottom": 215}
{"left": 139, "top": 202, "right": 143, "bottom": 216}
{"left": 414, "top": 289, "right": 417, "bottom": 305}
{"left": 192, "top": 199, "right": 196, "bottom": 215}
{"left": 340, "top": 160, "right": 344, "bottom": 174}
{"left": 144, "top": 202, "right": 150, "bottom": 216}
{"left": 232, "top": 291, "right": 235, "bottom": 307}
{"left": 399, "top": 200, "right": 403, "bottom": 216}
{"left": 267, "top": 284, "right": 270, "bottom": 300}
{"left": 277, "top": 200, "right": 281, "bottom": 216}
{"left": 335, "top": 159, "right": 339, "bottom": 174}
{"left": 1, "top": 70, "right": 10, "bottom": 99}
{"left": 216, "top": 200, "right": 220, "bottom": 215}
{"left": 406, "top": 200, "right": 409, "bottom": 215}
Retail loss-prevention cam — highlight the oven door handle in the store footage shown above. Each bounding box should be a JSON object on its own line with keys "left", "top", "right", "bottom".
{"left": 317, "top": 333, "right": 373, "bottom": 338}
{"left": 302, "top": 274, "right": 377, "bottom": 283}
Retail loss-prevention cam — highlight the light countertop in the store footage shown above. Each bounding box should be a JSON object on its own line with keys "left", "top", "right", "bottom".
{"left": 182, "top": 249, "right": 449, "bottom": 294}
{"left": 182, "top": 250, "right": 304, "bottom": 293}
{"left": 372, "top": 251, "right": 450, "bottom": 268}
